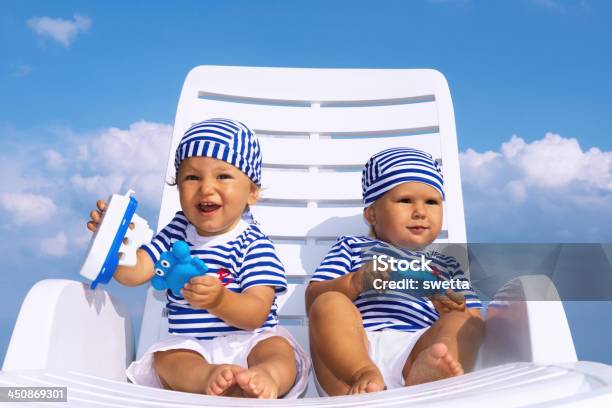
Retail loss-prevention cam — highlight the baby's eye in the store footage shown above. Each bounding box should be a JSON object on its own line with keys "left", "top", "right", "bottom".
{"left": 217, "top": 173, "right": 233, "bottom": 180}
{"left": 184, "top": 174, "right": 200, "bottom": 181}
{"left": 398, "top": 198, "right": 412, "bottom": 203}
{"left": 426, "top": 199, "right": 441, "bottom": 205}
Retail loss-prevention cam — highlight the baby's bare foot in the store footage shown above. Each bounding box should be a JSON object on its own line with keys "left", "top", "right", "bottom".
{"left": 348, "top": 366, "right": 385, "bottom": 395}
{"left": 405, "top": 342, "right": 464, "bottom": 386}
{"left": 235, "top": 367, "right": 280, "bottom": 399}
{"left": 203, "top": 364, "right": 245, "bottom": 396}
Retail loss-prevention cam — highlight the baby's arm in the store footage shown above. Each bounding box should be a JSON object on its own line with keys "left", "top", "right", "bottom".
{"left": 306, "top": 237, "right": 384, "bottom": 313}
{"left": 87, "top": 199, "right": 154, "bottom": 286}
{"left": 181, "top": 276, "right": 274, "bottom": 330}
{"left": 306, "top": 259, "right": 389, "bottom": 313}
{"left": 305, "top": 265, "right": 367, "bottom": 313}
{"left": 113, "top": 249, "right": 154, "bottom": 286}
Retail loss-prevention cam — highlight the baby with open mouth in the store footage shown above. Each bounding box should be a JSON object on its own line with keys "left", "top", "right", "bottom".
{"left": 88, "top": 118, "right": 310, "bottom": 399}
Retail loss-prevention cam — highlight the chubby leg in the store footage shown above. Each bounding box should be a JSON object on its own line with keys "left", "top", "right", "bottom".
{"left": 153, "top": 349, "right": 245, "bottom": 396}
{"left": 403, "top": 311, "right": 485, "bottom": 386}
{"left": 309, "top": 291, "right": 385, "bottom": 395}
{"left": 235, "top": 336, "right": 297, "bottom": 399}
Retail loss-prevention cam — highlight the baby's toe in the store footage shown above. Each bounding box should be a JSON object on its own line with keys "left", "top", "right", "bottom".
{"left": 366, "top": 381, "right": 382, "bottom": 393}
{"left": 452, "top": 363, "right": 464, "bottom": 375}
{"left": 222, "top": 368, "right": 235, "bottom": 382}
{"left": 235, "top": 370, "right": 250, "bottom": 386}
{"left": 215, "top": 377, "right": 229, "bottom": 390}
{"left": 442, "top": 352, "right": 463, "bottom": 374}
{"left": 261, "top": 386, "right": 277, "bottom": 399}
{"left": 350, "top": 382, "right": 364, "bottom": 395}
{"left": 208, "top": 382, "right": 223, "bottom": 395}
{"left": 250, "top": 377, "right": 263, "bottom": 395}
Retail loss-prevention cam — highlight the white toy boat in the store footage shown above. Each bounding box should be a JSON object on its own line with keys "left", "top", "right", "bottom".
{"left": 79, "top": 190, "right": 153, "bottom": 289}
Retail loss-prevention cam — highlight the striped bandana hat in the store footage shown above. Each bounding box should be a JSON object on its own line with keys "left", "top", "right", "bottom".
{"left": 175, "top": 118, "right": 262, "bottom": 185}
{"left": 362, "top": 147, "right": 444, "bottom": 206}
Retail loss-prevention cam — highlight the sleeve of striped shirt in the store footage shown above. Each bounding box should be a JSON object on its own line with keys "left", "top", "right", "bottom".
{"left": 449, "top": 262, "right": 483, "bottom": 309}
{"left": 239, "top": 236, "right": 287, "bottom": 294}
{"left": 140, "top": 212, "right": 188, "bottom": 264}
{"left": 310, "top": 236, "right": 355, "bottom": 282}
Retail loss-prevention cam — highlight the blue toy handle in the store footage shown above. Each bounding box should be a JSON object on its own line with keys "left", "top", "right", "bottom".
{"left": 91, "top": 196, "right": 138, "bottom": 289}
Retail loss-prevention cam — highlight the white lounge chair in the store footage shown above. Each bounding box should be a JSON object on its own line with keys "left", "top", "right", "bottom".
{"left": 3, "top": 66, "right": 612, "bottom": 407}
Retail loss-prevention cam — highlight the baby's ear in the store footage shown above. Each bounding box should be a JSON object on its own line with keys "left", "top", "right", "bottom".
{"left": 363, "top": 205, "right": 376, "bottom": 226}
{"left": 248, "top": 182, "right": 260, "bottom": 205}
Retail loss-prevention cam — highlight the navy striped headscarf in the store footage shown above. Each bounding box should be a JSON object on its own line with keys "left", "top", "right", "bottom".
{"left": 175, "top": 118, "right": 262, "bottom": 186}
{"left": 362, "top": 147, "right": 444, "bottom": 206}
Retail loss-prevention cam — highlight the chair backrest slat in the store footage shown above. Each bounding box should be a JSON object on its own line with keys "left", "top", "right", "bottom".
{"left": 259, "top": 133, "right": 442, "bottom": 167}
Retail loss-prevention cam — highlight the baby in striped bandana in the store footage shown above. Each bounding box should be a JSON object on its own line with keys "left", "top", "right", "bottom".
{"left": 307, "top": 147, "right": 483, "bottom": 396}
{"left": 88, "top": 119, "right": 309, "bottom": 399}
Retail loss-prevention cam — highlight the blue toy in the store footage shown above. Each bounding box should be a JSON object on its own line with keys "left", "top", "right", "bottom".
{"left": 151, "top": 240, "right": 209, "bottom": 297}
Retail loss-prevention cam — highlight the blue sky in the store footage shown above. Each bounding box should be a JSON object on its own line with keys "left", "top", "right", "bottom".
{"left": 1, "top": 0, "right": 611, "bottom": 367}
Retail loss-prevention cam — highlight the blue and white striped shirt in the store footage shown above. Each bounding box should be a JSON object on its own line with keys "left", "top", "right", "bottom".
{"left": 311, "top": 235, "right": 482, "bottom": 332}
{"left": 142, "top": 212, "right": 287, "bottom": 339}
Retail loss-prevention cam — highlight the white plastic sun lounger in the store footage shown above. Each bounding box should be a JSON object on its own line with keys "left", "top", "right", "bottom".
{"left": 3, "top": 66, "right": 612, "bottom": 407}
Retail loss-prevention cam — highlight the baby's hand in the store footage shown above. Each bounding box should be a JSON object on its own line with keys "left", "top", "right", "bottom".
{"left": 182, "top": 275, "right": 226, "bottom": 310}
{"left": 86, "top": 200, "right": 107, "bottom": 232}
{"left": 86, "top": 199, "right": 134, "bottom": 233}
{"left": 351, "top": 260, "right": 390, "bottom": 295}
{"left": 430, "top": 290, "right": 467, "bottom": 314}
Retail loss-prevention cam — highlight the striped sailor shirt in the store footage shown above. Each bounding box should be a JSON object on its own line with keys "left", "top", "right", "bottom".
{"left": 310, "top": 235, "right": 482, "bottom": 332}
{"left": 142, "top": 212, "right": 287, "bottom": 339}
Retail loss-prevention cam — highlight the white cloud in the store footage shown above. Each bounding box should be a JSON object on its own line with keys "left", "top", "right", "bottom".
{"left": 0, "top": 192, "right": 57, "bottom": 225}
{"left": 70, "top": 174, "right": 125, "bottom": 195}
{"left": 77, "top": 144, "right": 89, "bottom": 161}
{"left": 74, "top": 231, "right": 93, "bottom": 250}
{"left": 3, "top": 120, "right": 171, "bottom": 219}
{"left": 40, "top": 232, "right": 68, "bottom": 257}
{"left": 44, "top": 149, "right": 65, "bottom": 170}
{"left": 460, "top": 132, "right": 612, "bottom": 242}
{"left": 462, "top": 133, "right": 612, "bottom": 192}
{"left": 458, "top": 148, "right": 502, "bottom": 189}
{"left": 505, "top": 134, "right": 582, "bottom": 187}
{"left": 27, "top": 14, "right": 91, "bottom": 48}
{"left": 84, "top": 121, "right": 172, "bottom": 173}
{"left": 506, "top": 180, "right": 527, "bottom": 204}
{"left": 72, "top": 121, "right": 173, "bottom": 206}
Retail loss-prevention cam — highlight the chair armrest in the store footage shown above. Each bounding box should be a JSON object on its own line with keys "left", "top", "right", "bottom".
{"left": 477, "top": 275, "right": 577, "bottom": 369}
{"left": 2, "top": 279, "right": 134, "bottom": 381}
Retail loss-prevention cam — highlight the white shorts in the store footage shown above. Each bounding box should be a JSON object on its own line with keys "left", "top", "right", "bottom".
{"left": 127, "top": 326, "right": 311, "bottom": 399}
{"left": 314, "top": 328, "right": 427, "bottom": 396}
